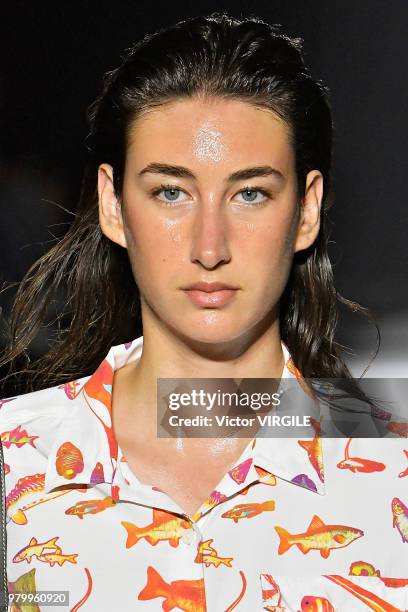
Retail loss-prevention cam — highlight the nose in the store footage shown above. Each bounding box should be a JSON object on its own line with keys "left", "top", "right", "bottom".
{"left": 190, "top": 199, "right": 231, "bottom": 270}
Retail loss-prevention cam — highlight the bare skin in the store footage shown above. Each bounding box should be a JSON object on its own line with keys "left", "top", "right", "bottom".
{"left": 98, "top": 96, "right": 323, "bottom": 517}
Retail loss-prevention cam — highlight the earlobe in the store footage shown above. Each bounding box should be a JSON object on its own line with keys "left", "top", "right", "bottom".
{"left": 294, "top": 170, "right": 323, "bottom": 253}
{"left": 97, "top": 163, "right": 128, "bottom": 249}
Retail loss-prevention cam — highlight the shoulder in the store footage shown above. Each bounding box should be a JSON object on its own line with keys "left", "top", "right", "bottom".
{"left": 0, "top": 376, "right": 91, "bottom": 428}
{"left": 0, "top": 376, "right": 91, "bottom": 470}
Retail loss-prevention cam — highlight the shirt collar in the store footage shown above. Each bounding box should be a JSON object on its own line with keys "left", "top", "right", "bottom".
{"left": 44, "top": 336, "right": 325, "bottom": 496}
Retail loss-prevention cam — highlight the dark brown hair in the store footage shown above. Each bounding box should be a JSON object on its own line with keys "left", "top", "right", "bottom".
{"left": 0, "top": 12, "right": 378, "bottom": 396}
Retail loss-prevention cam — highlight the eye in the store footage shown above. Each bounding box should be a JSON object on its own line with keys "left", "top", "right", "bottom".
{"left": 151, "top": 184, "right": 190, "bottom": 205}
{"left": 234, "top": 187, "right": 270, "bottom": 206}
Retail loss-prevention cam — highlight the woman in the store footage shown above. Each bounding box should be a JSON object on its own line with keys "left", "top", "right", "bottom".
{"left": 0, "top": 12, "right": 406, "bottom": 611}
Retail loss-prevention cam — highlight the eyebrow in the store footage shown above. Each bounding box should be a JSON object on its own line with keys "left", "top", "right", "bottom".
{"left": 138, "top": 163, "right": 285, "bottom": 183}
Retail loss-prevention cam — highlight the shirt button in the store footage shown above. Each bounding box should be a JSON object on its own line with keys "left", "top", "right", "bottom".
{"left": 181, "top": 528, "right": 195, "bottom": 545}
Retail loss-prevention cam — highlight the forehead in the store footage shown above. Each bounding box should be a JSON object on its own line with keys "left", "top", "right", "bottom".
{"left": 127, "top": 97, "right": 293, "bottom": 169}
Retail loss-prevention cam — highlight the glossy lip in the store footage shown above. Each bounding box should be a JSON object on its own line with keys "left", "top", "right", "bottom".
{"left": 183, "top": 287, "right": 238, "bottom": 307}
{"left": 182, "top": 281, "right": 238, "bottom": 292}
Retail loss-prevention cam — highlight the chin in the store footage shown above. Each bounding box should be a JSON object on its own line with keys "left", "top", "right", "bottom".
{"left": 172, "top": 316, "right": 247, "bottom": 346}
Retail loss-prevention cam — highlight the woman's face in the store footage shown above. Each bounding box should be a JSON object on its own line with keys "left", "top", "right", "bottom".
{"left": 98, "top": 97, "right": 323, "bottom": 348}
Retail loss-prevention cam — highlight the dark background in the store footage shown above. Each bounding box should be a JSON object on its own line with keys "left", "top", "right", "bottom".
{"left": 1, "top": 0, "right": 407, "bottom": 381}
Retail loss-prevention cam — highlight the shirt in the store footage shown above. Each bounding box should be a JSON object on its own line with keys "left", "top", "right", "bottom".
{"left": 1, "top": 335, "right": 407, "bottom": 611}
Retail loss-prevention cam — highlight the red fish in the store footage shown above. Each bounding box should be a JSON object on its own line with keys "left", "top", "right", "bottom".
{"left": 337, "top": 437, "right": 386, "bottom": 473}
{"left": 398, "top": 450, "right": 408, "bottom": 478}
{"left": 300, "top": 595, "right": 334, "bottom": 611}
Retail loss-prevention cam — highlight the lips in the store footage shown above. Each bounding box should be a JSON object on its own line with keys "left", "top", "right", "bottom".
{"left": 183, "top": 282, "right": 238, "bottom": 292}
{"left": 183, "top": 286, "right": 238, "bottom": 307}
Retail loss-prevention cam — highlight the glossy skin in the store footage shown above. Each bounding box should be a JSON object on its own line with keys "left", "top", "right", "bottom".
{"left": 97, "top": 97, "right": 323, "bottom": 516}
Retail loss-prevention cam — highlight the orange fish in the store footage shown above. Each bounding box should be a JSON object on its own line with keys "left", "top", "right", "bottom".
{"left": 122, "top": 509, "right": 191, "bottom": 547}
{"left": 194, "top": 539, "right": 233, "bottom": 568}
{"left": 255, "top": 465, "right": 277, "bottom": 486}
{"left": 337, "top": 437, "right": 386, "bottom": 473}
{"left": 240, "top": 467, "right": 277, "bottom": 495}
{"left": 83, "top": 359, "right": 113, "bottom": 414}
{"left": 55, "top": 441, "right": 84, "bottom": 479}
{"left": 275, "top": 514, "right": 363, "bottom": 558}
{"left": 298, "top": 418, "right": 324, "bottom": 482}
{"left": 325, "top": 574, "right": 405, "bottom": 612}
{"left": 65, "top": 496, "right": 115, "bottom": 519}
{"left": 221, "top": 500, "right": 275, "bottom": 523}
{"left": 138, "top": 566, "right": 207, "bottom": 612}
{"left": 286, "top": 358, "right": 315, "bottom": 399}
{"left": 300, "top": 595, "right": 334, "bottom": 611}
{"left": 387, "top": 421, "right": 408, "bottom": 437}
{"left": 398, "top": 450, "right": 408, "bottom": 478}
{"left": 260, "top": 573, "right": 284, "bottom": 610}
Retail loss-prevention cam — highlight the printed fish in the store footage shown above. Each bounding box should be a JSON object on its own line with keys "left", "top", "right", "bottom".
{"left": 1, "top": 424, "right": 38, "bottom": 449}
{"left": 121, "top": 509, "right": 191, "bottom": 547}
{"left": 256, "top": 465, "right": 277, "bottom": 486}
{"left": 387, "top": 421, "right": 408, "bottom": 437}
{"left": 275, "top": 514, "right": 364, "bottom": 558}
{"left": 325, "top": 575, "right": 405, "bottom": 612}
{"left": 13, "top": 536, "right": 62, "bottom": 563}
{"left": 298, "top": 417, "right": 324, "bottom": 483}
{"left": 286, "top": 358, "right": 315, "bottom": 399}
{"left": 240, "top": 466, "right": 277, "bottom": 496}
{"left": 82, "top": 359, "right": 119, "bottom": 471}
{"left": 138, "top": 566, "right": 207, "bottom": 612}
{"left": 337, "top": 437, "right": 386, "bottom": 473}
{"left": 6, "top": 473, "right": 87, "bottom": 525}
{"left": 58, "top": 380, "right": 81, "bottom": 400}
{"left": 228, "top": 458, "right": 253, "bottom": 484}
{"left": 192, "top": 489, "right": 228, "bottom": 521}
{"left": 299, "top": 595, "right": 334, "bottom": 611}
{"left": 38, "top": 551, "right": 78, "bottom": 567}
{"left": 349, "top": 560, "right": 408, "bottom": 588}
{"left": 398, "top": 450, "right": 408, "bottom": 478}
{"left": 55, "top": 441, "right": 84, "bottom": 479}
{"left": 194, "top": 539, "right": 233, "bottom": 568}
{"left": 260, "top": 573, "right": 284, "bottom": 611}
{"left": 221, "top": 500, "right": 275, "bottom": 523}
{"left": 391, "top": 497, "right": 408, "bottom": 543}
{"left": 65, "top": 496, "right": 116, "bottom": 519}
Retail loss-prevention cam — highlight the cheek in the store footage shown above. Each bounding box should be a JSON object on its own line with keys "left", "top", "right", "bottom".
{"left": 242, "top": 214, "right": 296, "bottom": 272}
{"left": 124, "top": 211, "right": 184, "bottom": 273}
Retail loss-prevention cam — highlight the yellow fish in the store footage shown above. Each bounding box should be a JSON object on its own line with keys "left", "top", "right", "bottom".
{"left": 194, "top": 539, "right": 233, "bottom": 568}
{"left": 275, "top": 514, "right": 363, "bottom": 558}
{"left": 38, "top": 551, "right": 78, "bottom": 567}
{"left": 13, "top": 536, "right": 61, "bottom": 563}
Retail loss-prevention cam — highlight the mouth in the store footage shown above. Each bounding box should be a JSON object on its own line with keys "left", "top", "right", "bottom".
{"left": 183, "top": 288, "right": 238, "bottom": 307}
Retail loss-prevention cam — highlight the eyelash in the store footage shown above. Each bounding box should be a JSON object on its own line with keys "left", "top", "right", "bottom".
{"left": 150, "top": 183, "right": 272, "bottom": 207}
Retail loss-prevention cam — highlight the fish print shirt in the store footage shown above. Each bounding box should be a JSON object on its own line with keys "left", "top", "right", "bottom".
{"left": 1, "top": 335, "right": 407, "bottom": 611}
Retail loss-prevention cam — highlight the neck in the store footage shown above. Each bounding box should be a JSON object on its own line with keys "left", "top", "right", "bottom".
{"left": 117, "top": 315, "right": 286, "bottom": 411}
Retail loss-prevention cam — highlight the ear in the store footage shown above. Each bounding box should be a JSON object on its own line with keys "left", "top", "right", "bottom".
{"left": 294, "top": 170, "right": 324, "bottom": 253}
{"left": 97, "top": 163, "right": 128, "bottom": 249}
